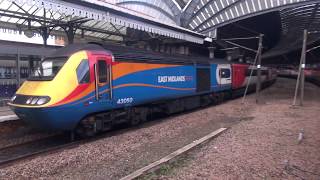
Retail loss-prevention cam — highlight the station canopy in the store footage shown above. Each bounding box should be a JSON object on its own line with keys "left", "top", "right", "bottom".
{"left": 263, "top": 2, "right": 320, "bottom": 59}
{"left": 0, "top": 0, "right": 206, "bottom": 44}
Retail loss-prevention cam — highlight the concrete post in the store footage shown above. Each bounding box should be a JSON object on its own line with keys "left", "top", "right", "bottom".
{"left": 256, "top": 34, "right": 263, "bottom": 104}
{"left": 300, "top": 30, "right": 307, "bottom": 106}
{"left": 293, "top": 30, "right": 308, "bottom": 106}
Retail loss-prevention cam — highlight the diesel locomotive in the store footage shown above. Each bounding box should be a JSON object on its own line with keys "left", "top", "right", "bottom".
{"left": 8, "top": 43, "right": 277, "bottom": 136}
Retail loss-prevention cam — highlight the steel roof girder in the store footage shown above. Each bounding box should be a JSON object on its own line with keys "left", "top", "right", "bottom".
{"left": 199, "top": 0, "right": 320, "bottom": 35}
{"left": 6, "top": 0, "right": 204, "bottom": 44}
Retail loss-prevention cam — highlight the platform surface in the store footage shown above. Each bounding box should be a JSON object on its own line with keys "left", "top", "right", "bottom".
{"left": 0, "top": 106, "right": 18, "bottom": 122}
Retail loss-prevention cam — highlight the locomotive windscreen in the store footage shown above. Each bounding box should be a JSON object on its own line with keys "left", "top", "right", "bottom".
{"left": 28, "top": 57, "right": 68, "bottom": 81}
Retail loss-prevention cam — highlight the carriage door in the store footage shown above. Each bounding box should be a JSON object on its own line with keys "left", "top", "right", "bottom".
{"left": 94, "top": 57, "right": 112, "bottom": 101}
{"left": 217, "top": 64, "right": 232, "bottom": 86}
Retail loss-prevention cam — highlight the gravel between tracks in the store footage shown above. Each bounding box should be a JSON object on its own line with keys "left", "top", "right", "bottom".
{"left": 155, "top": 78, "right": 320, "bottom": 180}
{"left": 0, "top": 78, "right": 319, "bottom": 179}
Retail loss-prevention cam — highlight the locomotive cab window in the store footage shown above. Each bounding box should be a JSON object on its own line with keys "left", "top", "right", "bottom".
{"left": 97, "top": 60, "right": 109, "bottom": 84}
{"left": 220, "top": 68, "right": 231, "bottom": 78}
{"left": 76, "top": 59, "right": 90, "bottom": 84}
{"left": 28, "top": 57, "right": 67, "bottom": 81}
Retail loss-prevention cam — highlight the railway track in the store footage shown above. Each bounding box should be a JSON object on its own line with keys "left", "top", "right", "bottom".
{"left": 0, "top": 90, "right": 248, "bottom": 168}
{"left": 0, "top": 134, "right": 71, "bottom": 167}
{"left": 0, "top": 121, "right": 59, "bottom": 150}
{"left": 0, "top": 109, "right": 206, "bottom": 168}
{"left": 278, "top": 75, "right": 320, "bottom": 87}
{"left": 0, "top": 121, "right": 155, "bottom": 168}
{"left": 0, "top": 80, "right": 279, "bottom": 168}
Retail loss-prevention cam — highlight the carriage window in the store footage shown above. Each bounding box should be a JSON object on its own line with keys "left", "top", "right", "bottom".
{"left": 98, "top": 60, "right": 108, "bottom": 83}
{"left": 76, "top": 59, "right": 90, "bottom": 84}
{"left": 220, "top": 68, "right": 231, "bottom": 78}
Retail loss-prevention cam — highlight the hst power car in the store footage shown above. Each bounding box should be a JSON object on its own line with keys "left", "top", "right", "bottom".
{"left": 9, "top": 43, "right": 276, "bottom": 136}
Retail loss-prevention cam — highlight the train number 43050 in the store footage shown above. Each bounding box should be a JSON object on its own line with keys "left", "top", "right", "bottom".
{"left": 117, "top": 97, "right": 134, "bottom": 104}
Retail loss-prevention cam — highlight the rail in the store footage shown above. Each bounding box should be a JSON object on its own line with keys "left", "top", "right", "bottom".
{"left": 278, "top": 75, "right": 320, "bottom": 87}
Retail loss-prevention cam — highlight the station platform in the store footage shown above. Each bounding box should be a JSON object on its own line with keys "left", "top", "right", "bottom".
{"left": 0, "top": 106, "right": 18, "bottom": 122}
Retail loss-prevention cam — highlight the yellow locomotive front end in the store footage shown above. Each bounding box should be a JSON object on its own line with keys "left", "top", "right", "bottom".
{"left": 8, "top": 48, "right": 91, "bottom": 130}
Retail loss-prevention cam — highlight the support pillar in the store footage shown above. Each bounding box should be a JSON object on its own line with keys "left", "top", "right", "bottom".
{"left": 185, "top": 46, "right": 189, "bottom": 56}
{"left": 41, "top": 27, "right": 49, "bottom": 47}
{"left": 293, "top": 30, "right": 308, "bottom": 106}
{"left": 170, "top": 46, "right": 176, "bottom": 54}
{"left": 16, "top": 50, "right": 21, "bottom": 88}
{"left": 300, "top": 30, "right": 307, "bottom": 106}
{"left": 179, "top": 46, "right": 185, "bottom": 55}
{"left": 145, "top": 44, "right": 151, "bottom": 51}
{"left": 226, "top": 51, "right": 233, "bottom": 62}
{"left": 160, "top": 44, "right": 165, "bottom": 53}
{"left": 155, "top": 43, "right": 160, "bottom": 52}
{"left": 66, "top": 24, "right": 75, "bottom": 45}
{"left": 166, "top": 45, "right": 171, "bottom": 54}
{"left": 238, "top": 55, "right": 244, "bottom": 63}
{"left": 29, "top": 58, "right": 34, "bottom": 77}
{"left": 256, "top": 34, "right": 264, "bottom": 104}
{"left": 208, "top": 47, "right": 216, "bottom": 59}
{"left": 292, "top": 30, "right": 308, "bottom": 106}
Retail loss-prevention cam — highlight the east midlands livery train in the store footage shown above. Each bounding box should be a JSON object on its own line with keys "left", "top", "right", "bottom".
{"left": 8, "top": 43, "right": 277, "bottom": 136}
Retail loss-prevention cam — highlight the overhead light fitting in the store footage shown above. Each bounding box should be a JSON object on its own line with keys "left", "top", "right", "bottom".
{"left": 24, "top": 29, "right": 34, "bottom": 38}
{"left": 24, "top": 19, "right": 34, "bottom": 38}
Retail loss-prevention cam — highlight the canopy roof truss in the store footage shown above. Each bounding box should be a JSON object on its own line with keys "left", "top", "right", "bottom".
{"left": 263, "top": 2, "right": 320, "bottom": 59}
{"left": 0, "top": 0, "right": 126, "bottom": 43}
{"left": 0, "top": 0, "right": 206, "bottom": 44}
{"left": 183, "top": 0, "right": 320, "bottom": 38}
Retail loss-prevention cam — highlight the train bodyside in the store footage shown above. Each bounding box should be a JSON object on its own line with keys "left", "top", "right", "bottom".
{"left": 8, "top": 44, "right": 233, "bottom": 131}
{"left": 231, "top": 63, "right": 276, "bottom": 97}
{"left": 9, "top": 44, "right": 276, "bottom": 132}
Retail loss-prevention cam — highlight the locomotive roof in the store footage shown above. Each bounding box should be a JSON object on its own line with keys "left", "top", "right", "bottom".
{"left": 102, "top": 44, "right": 228, "bottom": 65}
{"left": 48, "top": 43, "right": 228, "bottom": 65}
{"left": 46, "top": 43, "right": 106, "bottom": 58}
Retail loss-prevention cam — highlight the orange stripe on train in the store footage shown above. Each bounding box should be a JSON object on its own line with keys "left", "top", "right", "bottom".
{"left": 50, "top": 83, "right": 95, "bottom": 106}
{"left": 50, "top": 63, "right": 184, "bottom": 107}
{"left": 61, "top": 83, "right": 195, "bottom": 106}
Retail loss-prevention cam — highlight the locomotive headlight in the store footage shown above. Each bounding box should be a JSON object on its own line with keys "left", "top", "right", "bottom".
{"left": 23, "top": 96, "right": 50, "bottom": 105}
{"left": 11, "top": 95, "right": 16, "bottom": 102}
{"left": 36, "top": 97, "right": 50, "bottom": 105}
{"left": 26, "top": 97, "right": 33, "bottom": 104}
{"left": 30, "top": 97, "right": 38, "bottom": 105}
